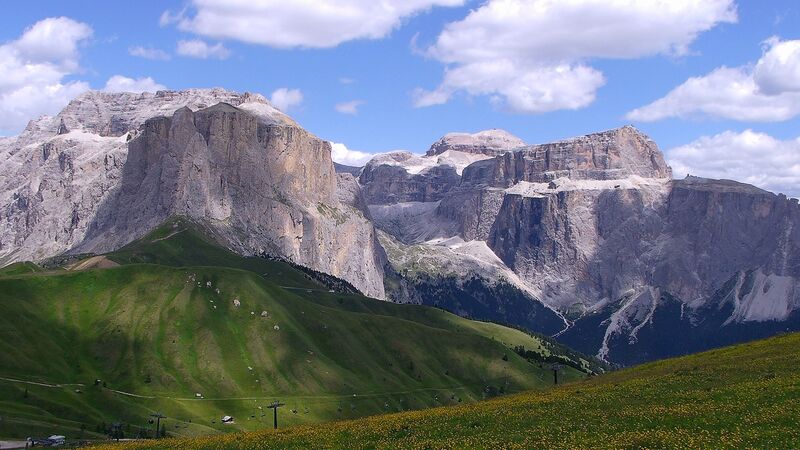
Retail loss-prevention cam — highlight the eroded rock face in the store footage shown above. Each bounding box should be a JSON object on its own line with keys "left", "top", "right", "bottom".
{"left": 462, "top": 126, "right": 671, "bottom": 186}
{"left": 365, "top": 126, "right": 800, "bottom": 364}
{"left": 359, "top": 160, "right": 460, "bottom": 204}
{"left": 0, "top": 90, "right": 385, "bottom": 298}
{"left": 359, "top": 129, "right": 525, "bottom": 205}
{"left": 0, "top": 130, "right": 129, "bottom": 264}
{"left": 81, "top": 103, "right": 384, "bottom": 298}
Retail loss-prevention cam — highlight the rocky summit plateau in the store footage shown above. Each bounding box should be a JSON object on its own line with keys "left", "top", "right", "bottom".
{"left": 3, "top": 88, "right": 799, "bottom": 365}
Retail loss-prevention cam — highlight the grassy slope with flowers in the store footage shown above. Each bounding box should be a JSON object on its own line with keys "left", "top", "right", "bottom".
{"left": 0, "top": 219, "right": 598, "bottom": 441}
{"left": 94, "top": 332, "right": 800, "bottom": 449}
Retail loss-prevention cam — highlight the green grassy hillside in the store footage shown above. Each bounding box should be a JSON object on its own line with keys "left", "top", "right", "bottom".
{"left": 0, "top": 219, "right": 597, "bottom": 441}
{"left": 0, "top": 261, "right": 44, "bottom": 276}
{"left": 96, "top": 332, "right": 800, "bottom": 449}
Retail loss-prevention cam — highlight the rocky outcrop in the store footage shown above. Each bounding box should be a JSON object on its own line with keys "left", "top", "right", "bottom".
{"left": 426, "top": 129, "right": 525, "bottom": 157}
{"left": 462, "top": 126, "right": 671, "bottom": 186}
{"left": 0, "top": 89, "right": 385, "bottom": 298}
{"left": 657, "top": 177, "right": 800, "bottom": 307}
{"left": 486, "top": 180, "right": 672, "bottom": 311}
{"left": 0, "top": 129, "right": 128, "bottom": 264}
{"left": 359, "top": 158, "right": 460, "bottom": 204}
{"left": 1, "top": 89, "right": 284, "bottom": 265}
{"left": 359, "top": 129, "right": 525, "bottom": 205}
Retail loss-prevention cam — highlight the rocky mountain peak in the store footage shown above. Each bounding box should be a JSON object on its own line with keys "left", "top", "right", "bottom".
{"left": 553, "top": 125, "right": 672, "bottom": 179}
{"left": 21, "top": 88, "right": 292, "bottom": 141}
{"left": 461, "top": 125, "right": 672, "bottom": 186}
{"left": 426, "top": 129, "right": 526, "bottom": 157}
{"left": 0, "top": 89, "right": 385, "bottom": 298}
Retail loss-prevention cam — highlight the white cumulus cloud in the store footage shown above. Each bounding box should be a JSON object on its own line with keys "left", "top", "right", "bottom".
{"left": 628, "top": 37, "right": 800, "bottom": 122}
{"left": 0, "top": 17, "right": 93, "bottom": 133}
{"left": 103, "top": 75, "right": 166, "bottom": 93}
{"left": 329, "top": 142, "right": 375, "bottom": 166}
{"left": 166, "top": 0, "right": 465, "bottom": 48}
{"left": 11, "top": 16, "right": 93, "bottom": 67}
{"left": 414, "top": 61, "right": 605, "bottom": 112}
{"left": 667, "top": 130, "right": 800, "bottom": 197}
{"left": 269, "top": 88, "right": 304, "bottom": 112}
{"left": 335, "top": 100, "right": 365, "bottom": 115}
{"left": 416, "top": 0, "right": 736, "bottom": 112}
{"left": 754, "top": 37, "right": 800, "bottom": 95}
{"left": 176, "top": 39, "right": 230, "bottom": 59}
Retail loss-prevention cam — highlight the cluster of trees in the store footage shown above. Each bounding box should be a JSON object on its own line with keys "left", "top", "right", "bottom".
{"left": 512, "top": 345, "right": 588, "bottom": 373}
{"left": 259, "top": 253, "right": 360, "bottom": 294}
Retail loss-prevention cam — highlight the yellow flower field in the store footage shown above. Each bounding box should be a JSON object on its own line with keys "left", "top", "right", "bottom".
{"left": 93, "top": 332, "right": 800, "bottom": 449}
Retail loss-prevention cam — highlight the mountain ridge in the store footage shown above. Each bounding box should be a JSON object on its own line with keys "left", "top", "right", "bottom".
{"left": 2, "top": 88, "right": 800, "bottom": 365}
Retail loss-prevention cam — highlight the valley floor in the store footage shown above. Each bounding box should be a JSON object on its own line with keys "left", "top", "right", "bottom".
{"left": 92, "top": 333, "right": 800, "bottom": 449}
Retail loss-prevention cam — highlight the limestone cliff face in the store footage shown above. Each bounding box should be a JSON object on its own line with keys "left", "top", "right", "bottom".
{"left": 0, "top": 90, "right": 385, "bottom": 298}
{"left": 1, "top": 89, "right": 286, "bottom": 265}
{"left": 359, "top": 129, "right": 526, "bottom": 206}
{"left": 485, "top": 181, "right": 671, "bottom": 311}
{"left": 359, "top": 160, "right": 460, "bottom": 204}
{"left": 461, "top": 126, "right": 671, "bottom": 186}
{"left": 503, "top": 175, "right": 800, "bottom": 315}
{"left": 661, "top": 178, "right": 800, "bottom": 306}
{"left": 363, "top": 126, "right": 800, "bottom": 364}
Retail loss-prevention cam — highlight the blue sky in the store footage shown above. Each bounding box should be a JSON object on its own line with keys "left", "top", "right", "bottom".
{"left": 2, "top": 1, "right": 800, "bottom": 195}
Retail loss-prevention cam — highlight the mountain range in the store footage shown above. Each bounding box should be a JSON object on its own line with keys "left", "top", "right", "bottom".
{"left": 2, "top": 88, "right": 799, "bottom": 366}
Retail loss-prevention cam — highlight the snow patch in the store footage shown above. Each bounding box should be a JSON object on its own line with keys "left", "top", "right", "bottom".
{"left": 505, "top": 176, "right": 671, "bottom": 198}
{"left": 428, "top": 129, "right": 526, "bottom": 156}
{"left": 237, "top": 100, "right": 292, "bottom": 125}
{"left": 365, "top": 149, "right": 494, "bottom": 176}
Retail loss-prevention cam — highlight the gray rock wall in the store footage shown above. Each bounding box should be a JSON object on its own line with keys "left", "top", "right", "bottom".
{"left": 461, "top": 126, "right": 672, "bottom": 186}
{"left": 0, "top": 90, "right": 385, "bottom": 298}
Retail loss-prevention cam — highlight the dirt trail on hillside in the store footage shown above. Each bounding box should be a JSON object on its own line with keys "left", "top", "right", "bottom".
{"left": 68, "top": 255, "right": 120, "bottom": 271}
